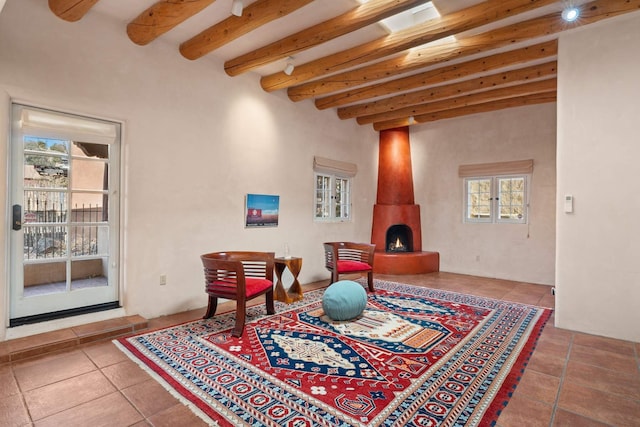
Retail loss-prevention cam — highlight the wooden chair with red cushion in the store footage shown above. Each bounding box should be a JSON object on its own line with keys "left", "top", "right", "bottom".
{"left": 200, "top": 251, "right": 275, "bottom": 337}
{"left": 323, "top": 242, "right": 376, "bottom": 292}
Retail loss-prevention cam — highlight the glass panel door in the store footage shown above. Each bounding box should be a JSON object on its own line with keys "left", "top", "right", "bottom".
{"left": 9, "top": 104, "right": 120, "bottom": 324}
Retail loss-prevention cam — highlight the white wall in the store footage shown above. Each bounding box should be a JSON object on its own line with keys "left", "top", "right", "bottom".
{"left": 556, "top": 12, "right": 640, "bottom": 342}
{"left": 0, "top": 0, "right": 377, "bottom": 338}
{"left": 411, "top": 103, "right": 557, "bottom": 285}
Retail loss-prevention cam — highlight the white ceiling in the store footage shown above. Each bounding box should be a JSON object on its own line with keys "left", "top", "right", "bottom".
{"left": 87, "top": 0, "right": 498, "bottom": 76}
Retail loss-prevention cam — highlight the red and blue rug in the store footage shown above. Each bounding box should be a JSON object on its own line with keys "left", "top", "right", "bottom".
{"left": 115, "top": 280, "right": 551, "bottom": 426}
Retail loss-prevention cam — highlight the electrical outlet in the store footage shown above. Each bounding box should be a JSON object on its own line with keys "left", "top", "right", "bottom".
{"left": 160, "top": 274, "right": 167, "bottom": 286}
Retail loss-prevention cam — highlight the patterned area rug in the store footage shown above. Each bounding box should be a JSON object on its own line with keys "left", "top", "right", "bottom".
{"left": 115, "top": 280, "right": 551, "bottom": 426}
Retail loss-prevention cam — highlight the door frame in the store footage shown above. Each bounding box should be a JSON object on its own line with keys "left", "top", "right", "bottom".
{"left": 6, "top": 101, "right": 125, "bottom": 326}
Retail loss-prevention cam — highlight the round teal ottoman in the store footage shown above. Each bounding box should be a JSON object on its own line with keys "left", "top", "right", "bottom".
{"left": 322, "top": 280, "right": 367, "bottom": 321}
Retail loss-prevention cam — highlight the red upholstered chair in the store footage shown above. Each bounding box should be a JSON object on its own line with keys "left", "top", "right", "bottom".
{"left": 323, "top": 242, "right": 376, "bottom": 292}
{"left": 200, "top": 251, "right": 275, "bottom": 337}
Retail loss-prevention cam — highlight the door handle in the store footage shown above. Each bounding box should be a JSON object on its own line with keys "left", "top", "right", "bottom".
{"left": 12, "top": 204, "right": 21, "bottom": 230}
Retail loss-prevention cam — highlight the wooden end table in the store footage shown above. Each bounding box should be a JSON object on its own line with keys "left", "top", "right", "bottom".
{"left": 274, "top": 257, "right": 303, "bottom": 303}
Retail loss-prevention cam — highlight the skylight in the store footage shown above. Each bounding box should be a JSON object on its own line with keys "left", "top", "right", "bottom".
{"left": 379, "top": 2, "right": 440, "bottom": 33}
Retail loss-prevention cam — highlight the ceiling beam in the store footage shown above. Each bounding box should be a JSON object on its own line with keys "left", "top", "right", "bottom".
{"left": 260, "top": 0, "right": 558, "bottom": 92}
{"left": 358, "top": 78, "right": 557, "bottom": 125}
{"left": 127, "top": 0, "right": 217, "bottom": 46}
{"left": 180, "top": 0, "right": 313, "bottom": 60}
{"left": 285, "top": 0, "right": 640, "bottom": 99}
{"left": 224, "top": 0, "right": 426, "bottom": 76}
{"left": 314, "top": 40, "right": 557, "bottom": 109}
{"left": 338, "top": 61, "right": 557, "bottom": 120}
{"left": 373, "top": 92, "right": 557, "bottom": 131}
{"left": 48, "top": 0, "right": 100, "bottom": 22}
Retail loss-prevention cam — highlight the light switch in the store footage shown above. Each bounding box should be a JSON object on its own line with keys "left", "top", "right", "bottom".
{"left": 564, "top": 195, "right": 573, "bottom": 213}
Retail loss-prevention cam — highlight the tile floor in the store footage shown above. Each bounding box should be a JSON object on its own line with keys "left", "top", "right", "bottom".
{"left": 1, "top": 272, "right": 639, "bottom": 426}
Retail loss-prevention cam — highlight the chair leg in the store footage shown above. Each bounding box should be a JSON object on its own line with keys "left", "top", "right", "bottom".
{"left": 367, "top": 271, "right": 375, "bottom": 292}
{"left": 265, "top": 290, "right": 275, "bottom": 315}
{"left": 232, "top": 300, "right": 247, "bottom": 338}
{"left": 203, "top": 295, "right": 218, "bottom": 319}
{"left": 332, "top": 269, "right": 339, "bottom": 284}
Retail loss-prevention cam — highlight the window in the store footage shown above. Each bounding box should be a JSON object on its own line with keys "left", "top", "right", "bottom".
{"left": 313, "top": 156, "right": 356, "bottom": 222}
{"left": 314, "top": 173, "right": 351, "bottom": 221}
{"left": 465, "top": 175, "right": 528, "bottom": 224}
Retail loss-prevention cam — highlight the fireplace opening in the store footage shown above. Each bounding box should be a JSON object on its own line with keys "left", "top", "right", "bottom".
{"left": 386, "top": 224, "right": 413, "bottom": 253}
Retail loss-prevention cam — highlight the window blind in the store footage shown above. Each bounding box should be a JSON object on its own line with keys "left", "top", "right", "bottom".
{"left": 458, "top": 159, "right": 533, "bottom": 177}
{"left": 313, "top": 156, "right": 357, "bottom": 177}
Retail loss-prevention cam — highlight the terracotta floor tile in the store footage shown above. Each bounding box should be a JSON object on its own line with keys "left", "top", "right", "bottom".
{"left": 558, "top": 381, "right": 640, "bottom": 426}
{"left": 101, "top": 359, "right": 150, "bottom": 390}
{"left": 121, "top": 378, "right": 180, "bottom": 417}
{"left": 146, "top": 402, "right": 210, "bottom": 427}
{"left": 496, "top": 394, "right": 554, "bottom": 427}
{"left": 25, "top": 370, "right": 116, "bottom": 421}
{"left": 82, "top": 340, "right": 129, "bottom": 368}
{"left": 7, "top": 328, "right": 77, "bottom": 353}
{"left": 552, "top": 409, "right": 611, "bottom": 427}
{"left": 0, "top": 365, "right": 20, "bottom": 398}
{"left": 513, "top": 369, "right": 560, "bottom": 404}
{"left": 564, "top": 360, "right": 640, "bottom": 400}
{"left": 13, "top": 349, "right": 96, "bottom": 391}
{"left": 0, "top": 393, "right": 31, "bottom": 427}
{"left": 526, "top": 352, "right": 566, "bottom": 377}
{"left": 0, "top": 342, "right": 9, "bottom": 364}
{"left": 71, "top": 317, "right": 132, "bottom": 337}
{"left": 501, "top": 290, "right": 546, "bottom": 306}
{"left": 34, "top": 391, "right": 143, "bottom": 427}
{"left": 540, "top": 323, "right": 573, "bottom": 341}
{"left": 531, "top": 336, "right": 571, "bottom": 360}
{"left": 572, "top": 332, "right": 637, "bottom": 357}
{"left": 570, "top": 343, "right": 638, "bottom": 374}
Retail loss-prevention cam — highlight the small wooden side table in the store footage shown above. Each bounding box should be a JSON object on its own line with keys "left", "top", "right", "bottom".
{"left": 274, "top": 257, "right": 303, "bottom": 304}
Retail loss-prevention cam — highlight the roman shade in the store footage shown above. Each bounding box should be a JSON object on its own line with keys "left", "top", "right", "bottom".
{"left": 458, "top": 159, "right": 534, "bottom": 177}
{"left": 18, "top": 107, "right": 118, "bottom": 145}
{"left": 313, "top": 156, "right": 357, "bottom": 177}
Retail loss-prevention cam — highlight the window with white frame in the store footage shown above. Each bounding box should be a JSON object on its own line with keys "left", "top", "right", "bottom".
{"left": 313, "top": 156, "right": 356, "bottom": 222}
{"left": 314, "top": 173, "right": 351, "bottom": 221}
{"left": 464, "top": 175, "right": 528, "bottom": 223}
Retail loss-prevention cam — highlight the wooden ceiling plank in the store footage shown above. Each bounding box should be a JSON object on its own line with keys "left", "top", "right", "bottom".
{"left": 286, "top": 0, "right": 640, "bottom": 99}
{"left": 314, "top": 40, "right": 558, "bottom": 109}
{"left": 48, "top": 0, "right": 100, "bottom": 22}
{"left": 260, "top": 0, "right": 559, "bottom": 92}
{"left": 373, "top": 92, "right": 558, "bottom": 131}
{"left": 358, "top": 78, "right": 557, "bottom": 125}
{"left": 224, "top": 0, "right": 426, "bottom": 76}
{"left": 338, "top": 61, "right": 557, "bottom": 120}
{"left": 180, "top": 0, "right": 313, "bottom": 60}
{"left": 127, "top": 0, "right": 217, "bottom": 46}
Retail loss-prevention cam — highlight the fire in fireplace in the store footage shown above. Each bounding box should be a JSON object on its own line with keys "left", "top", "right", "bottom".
{"left": 386, "top": 224, "right": 413, "bottom": 253}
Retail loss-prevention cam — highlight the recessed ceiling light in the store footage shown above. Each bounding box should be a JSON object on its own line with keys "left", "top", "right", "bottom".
{"left": 561, "top": 6, "right": 580, "bottom": 22}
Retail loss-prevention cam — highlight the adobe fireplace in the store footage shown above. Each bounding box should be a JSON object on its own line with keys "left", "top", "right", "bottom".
{"left": 371, "top": 127, "right": 439, "bottom": 274}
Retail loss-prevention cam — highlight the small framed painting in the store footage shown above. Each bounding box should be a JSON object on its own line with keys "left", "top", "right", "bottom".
{"left": 245, "top": 194, "right": 279, "bottom": 227}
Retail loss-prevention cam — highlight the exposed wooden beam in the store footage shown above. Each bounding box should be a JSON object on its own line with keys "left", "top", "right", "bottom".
{"left": 224, "top": 0, "right": 426, "bottom": 76}
{"left": 127, "top": 0, "right": 217, "bottom": 46}
{"left": 358, "top": 78, "right": 557, "bottom": 125}
{"left": 286, "top": 0, "right": 640, "bottom": 99}
{"left": 314, "top": 40, "right": 558, "bottom": 109}
{"left": 373, "top": 92, "right": 557, "bottom": 131}
{"left": 180, "top": 0, "right": 313, "bottom": 60}
{"left": 260, "top": 0, "right": 558, "bottom": 92}
{"left": 338, "top": 61, "right": 557, "bottom": 120}
{"left": 48, "top": 0, "right": 99, "bottom": 22}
